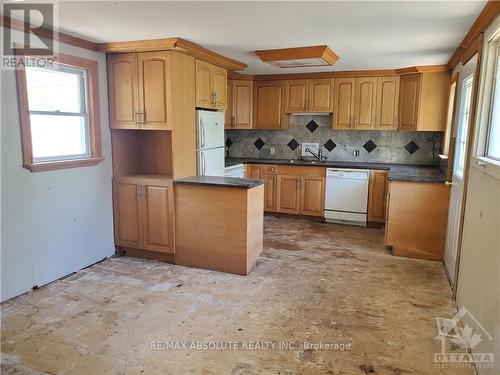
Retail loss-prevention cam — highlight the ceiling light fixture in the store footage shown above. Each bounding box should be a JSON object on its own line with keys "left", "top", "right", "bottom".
{"left": 255, "top": 45, "right": 339, "bottom": 68}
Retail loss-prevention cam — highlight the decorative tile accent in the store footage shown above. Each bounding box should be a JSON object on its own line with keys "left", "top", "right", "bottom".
{"left": 225, "top": 137, "right": 233, "bottom": 147}
{"left": 253, "top": 138, "right": 265, "bottom": 150}
{"left": 324, "top": 139, "right": 337, "bottom": 152}
{"left": 287, "top": 138, "right": 300, "bottom": 151}
{"left": 363, "top": 140, "right": 377, "bottom": 153}
{"left": 405, "top": 141, "right": 420, "bottom": 155}
{"left": 306, "top": 120, "right": 319, "bottom": 133}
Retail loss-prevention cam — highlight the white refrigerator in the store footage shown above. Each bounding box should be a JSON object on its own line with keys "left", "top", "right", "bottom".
{"left": 196, "top": 110, "right": 225, "bottom": 177}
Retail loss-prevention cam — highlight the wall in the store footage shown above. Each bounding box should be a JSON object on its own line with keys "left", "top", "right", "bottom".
{"left": 0, "top": 33, "right": 115, "bottom": 301}
{"left": 226, "top": 115, "right": 442, "bottom": 164}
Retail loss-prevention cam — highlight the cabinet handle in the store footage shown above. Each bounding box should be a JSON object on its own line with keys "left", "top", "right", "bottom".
{"left": 136, "top": 185, "right": 141, "bottom": 197}
{"left": 214, "top": 91, "right": 217, "bottom": 105}
{"left": 135, "top": 112, "right": 140, "bottom": 128}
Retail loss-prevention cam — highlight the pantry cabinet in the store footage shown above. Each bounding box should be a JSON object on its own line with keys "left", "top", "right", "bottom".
{"left": 285, "top": 78, "right": 333, "bottom": 113}
{"left": 113, "top": 176, "right": 174, "bottom": 254}
{"left": 254, "top": 80, "right": 286, "bottom": 129}
{"left": 195, "top": 59, "right": 227, "bottom": 110}
{"left": 108, "top": 52, "right": 170, "bottom": 130}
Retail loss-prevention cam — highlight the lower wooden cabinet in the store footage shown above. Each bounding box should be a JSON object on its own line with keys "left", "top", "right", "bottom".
{"left": 367, "top": 170, "right": 389, "bottom": 223}
{"left": 276, "top": 175, "right": 302, "bottom": 214}
{"left": 301, "top": 177, "right": 325, "bottom": 216}
{"left": 246, "top": 164, "right": 262, "bottom": 179}
{"left": 113, "top": 175, "right": 174, "bottom": 254}
{"left": 263, "top": 173, "right": 277, "bottom": 212}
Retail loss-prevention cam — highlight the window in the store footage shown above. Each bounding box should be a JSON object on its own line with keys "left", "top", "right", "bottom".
{"left": 454, "top": 74, "right": 474, "bottom": 180}
{"left": 486, "top": 46, "right": 500, "bottom": 160}
{"left": 16, "top": 53, "right": 102, "bottom": 172}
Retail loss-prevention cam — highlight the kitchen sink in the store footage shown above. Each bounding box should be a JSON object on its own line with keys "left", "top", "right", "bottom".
{"left": 288, "top": 160, "right": 325, "bottom": 165}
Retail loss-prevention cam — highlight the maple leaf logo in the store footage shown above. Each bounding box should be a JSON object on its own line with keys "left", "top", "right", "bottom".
{"left": 452, "top": 324, "right": 482, "bottom": 349}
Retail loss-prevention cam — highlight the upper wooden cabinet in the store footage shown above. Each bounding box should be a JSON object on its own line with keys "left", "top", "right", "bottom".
{"left": 284, "top": 78, "right": 333, "bottom": 113}
{"left": 254, "top": 80, "right": 286, "bottom": 129}
{"left": 231, "top": 80, "right": 253, "bottom": 129}
{"left": 354, "top": 77, "right": 377, "bottom": 130}
{"left": 195, "top": 59, "right": 227, "bottom": 110}
{"left": 108, "top": 52, "right": 170, "bottom": 130}
{"left": 333, "top": 78, "right": 356, "bottom": 129}
{"left": 225, "top": 79, "right": 233, "bottom": 129}
{"left": 398, "top": 72, "right": 449, "bottom": 131}
{"left": 375, "top": 76, "right": 400, "bottom": 130}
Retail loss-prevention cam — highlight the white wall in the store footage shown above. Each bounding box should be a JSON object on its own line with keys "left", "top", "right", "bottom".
{"left": 0, "top": 33, "right": 115, "bottom": 301}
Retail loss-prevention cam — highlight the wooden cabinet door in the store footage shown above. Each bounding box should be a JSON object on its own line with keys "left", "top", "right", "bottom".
{"left": 263, "top": 174, "right": 276, "bottom": 212}
{"left": 142, "top": 182, "right": 173, "bottom": 253}
{"left": 195, "top": 60, "right": 213, "bottom": 108}
{"left": 375, "top": 76, "right": 400, "bottom": 130}
{"left": 309, "top": 79, "right": 333, "bottom": 112}
{"left": 398, "top": 73, "right": 421, "bottom": 130}
{"left": 108, "top": 53, "right": 139, "bottom": 129}
{"left": 285, "top": 80, "right": 308, "bottom": 113}
{"left": 246, "top": 164, "right": 262, "bottom": 179}
{"left": 276, "top": 175, "right": 301, "bottom": 214}
{"left": 212, "top": 65, "right": 227, "bottom": 110}
{"left": 137, "top": 52, "right": 170, "bottom": 130}
{"left": 254, "top": 81, "right": 284, "bottom": 129}
{"left": 225, "top": 79, "right": 233, "bottom": 128}
{"left": 333, "top": 78, "right": 355, "bottom": 129}
{"left": 368, "top": 170, "right": 388, "bottom": 223}
{"left": 114, "top": 180, "right": 143, "bottom": 248}
{"left": 354, "top": 77, "right": 377, "bottom": 129}
{"left": 233, "top": 80, "right": 253, "bottom": 128}
{"left": 300, "top": 177, "right": 325, "bottom": 216}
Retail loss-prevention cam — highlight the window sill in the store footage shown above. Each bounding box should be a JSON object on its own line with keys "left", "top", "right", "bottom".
{"left": 24, "top": 157, "right": 104, "bottom": 172}
{"left": 471, "top": 156, "right": 500, "bottom": 181}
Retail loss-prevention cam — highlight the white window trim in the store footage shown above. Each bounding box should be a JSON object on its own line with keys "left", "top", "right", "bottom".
{"left": 472, "top": 15, "right": 500, "bottom": 181}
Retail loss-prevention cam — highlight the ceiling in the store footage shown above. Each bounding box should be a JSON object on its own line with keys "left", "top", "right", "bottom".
{"left": 43, "top": 1, "right": 486, "bottom": 73}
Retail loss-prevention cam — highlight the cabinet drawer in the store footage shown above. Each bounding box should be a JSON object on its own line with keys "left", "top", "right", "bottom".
{"left": 277, "top": 165, "right": 326, "bottom": 177}
{"left": 262, "top": 165, "right": 277, "bottom": 174}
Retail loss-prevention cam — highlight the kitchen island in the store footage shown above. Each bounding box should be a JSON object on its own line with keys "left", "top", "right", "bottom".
{"left": 174, "top": 176, "right": 265, "bottom": 275}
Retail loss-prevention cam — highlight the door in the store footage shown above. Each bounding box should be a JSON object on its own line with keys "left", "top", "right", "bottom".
{"left": 285, "top": 80, "right": 308, "bottom": 113}
{"left": 301, "top": 177, "right": 325, "bottom": 216}
{"left": 143, "top": 183, "right": 173, "bottom": 253}
{"left": 333, "top": 78, "right": 355, "bottom": 129}
{"left": 197, "top": 148, "right": 225, "bottom": 177}
{"left": 197, "top": 110, "right": 225, "bottom": 150}
{"left": 309, "top": 79, "right": 333, "bottom": 112}
{"left": 398, "top": 73, "right": 421, "bottom": 130}
{"left": 212, "top": 65, "right": 227, "bottom": 110}
{"left": 114, "top": 180, "right": 143, "bottom": 248}
{"left": 254, "top": 81, "right": 284, "bottom": 129}
{"left": 354, "top": 77, "right": 377, "bottom": 129}
{"left": 195, "top": 60, "right": 213, "bottom": 108}
{"left": 276, "top": 175, "right": 301, "bottom": 214}
{"left": 225, "top": 79, "right": 233, "bottom": 128}
{"left": 137, "top": 52, "right": 170, "bottom": 130}
{"left": 233, "top": 80, "right": 253, "bottom": 128}
{"left": 375, "top": 76, "right": 400, "bottom": 130}
{"left": 368, "top": 170, "right": 388, "bottom": 222}
{"left": 444, "top": 57, "right": 477, "bottom": 287}
{"left": 263, "top": 173, "right": 276, "bottom": 212}
{"left": 108, "top": 53, "right": 139, "bottom": 129}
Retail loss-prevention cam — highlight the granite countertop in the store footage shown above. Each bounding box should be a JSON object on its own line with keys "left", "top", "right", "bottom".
{"left": 174, "top": 175, "right": 265, "bottom": 189}
{"left": 225, "top": 158, "right": 446, "bottom": 183}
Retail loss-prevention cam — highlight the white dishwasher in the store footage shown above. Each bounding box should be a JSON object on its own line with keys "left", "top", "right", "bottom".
{"left": 324, "top": 168, "right": 369, "bottom": 226}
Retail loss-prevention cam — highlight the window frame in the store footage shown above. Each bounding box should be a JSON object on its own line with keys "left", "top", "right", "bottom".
{"left": 15, "top": 52, "right": 103, "bottom": 172}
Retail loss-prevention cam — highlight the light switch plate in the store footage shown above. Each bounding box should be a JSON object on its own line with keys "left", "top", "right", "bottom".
{"left": 301, "top": 143, "right": 319, "bottom": 157}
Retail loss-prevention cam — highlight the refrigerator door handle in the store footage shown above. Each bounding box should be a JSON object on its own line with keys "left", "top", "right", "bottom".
{"left": 201, "top": 152, "right": 206, "bottom": 175}
{"left": 200, "top": 119, "right": 206, "bottom": 149}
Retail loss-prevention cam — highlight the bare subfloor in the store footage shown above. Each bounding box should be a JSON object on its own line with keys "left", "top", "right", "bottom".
{"left": 1, "top": 217, "right": 472, "bottom": 374}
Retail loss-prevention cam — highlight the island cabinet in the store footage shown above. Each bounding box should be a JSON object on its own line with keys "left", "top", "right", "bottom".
{"left": 113, "top": 175, "right": 174, "bottom": 256}
{"left": 385, "top": 180, "right": 449, "bottom": 260}
{"left": 367, "top": 170, "right": 389, "bottom": 223}
{"left": 253, "top": 80, "right": 288, "bottom": 129}
{"left": 195, "top": 59, "right": 227, "bottom": 110}
{"left": 284, "top": 78, "right": 333, "bottom": 113}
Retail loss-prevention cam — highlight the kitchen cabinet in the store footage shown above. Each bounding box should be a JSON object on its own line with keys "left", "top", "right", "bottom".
{"left": 375, "top": 76, "right": 400, "bottom": 130}
{"left": 225, "top": 79, "right": 233, "bottom": 129}
{"left": 398, "top": 72, "right": 449, "bottom": 131}
{"left": 285, "top": 78, "right": 333, "bottom": 113}
{"left": 333, "top": 78, "right": 356, "bottom": 129}
{"left": 301, "top": 177, "right": 325, "bottom": 216}
{"left": 354, "top": 77, "right": 377, "bottom": 129}
{"left": 263, "top": 173, "right": 277, "bottom": 212}
{"left": 108, "top": 52, "right": 170, "bottom": 130}
{"left": 246, "top": 164, "right": 262, "bottom": 179}
{"left": 253, "top": 80, "right": 287, "bottom": 129}
{"left": 367, "top": 170, "right": 389, "bottom": 223}
{"left": 113, "top": 176, "right": 174, "bottom": 254}
{"left": 195, "top": 59, "right": 227, "bottom": 110}
{"left": 232, "top": 80, "right": 253, "bottom": 128}
{"left": 276, "top": 175, "right": 302, "bottom": 214}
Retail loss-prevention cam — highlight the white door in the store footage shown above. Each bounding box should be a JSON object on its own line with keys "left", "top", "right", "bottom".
{"left": 197, "top": 148, "right": 225, "bottom": 177}
{"left": 444, "top": 57, "right": 477, "bottom": 286}
{"left": 196, "top": 110, "right": 225, "bottom": 150}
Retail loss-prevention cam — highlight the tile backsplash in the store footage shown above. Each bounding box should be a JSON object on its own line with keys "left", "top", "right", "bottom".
{"left": 226, "top": 115, "right": 442, "bottom": 165}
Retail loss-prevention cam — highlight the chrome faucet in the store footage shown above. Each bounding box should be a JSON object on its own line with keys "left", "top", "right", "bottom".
{"left": 305, "top": 147, "right": 326, "bottom": 162}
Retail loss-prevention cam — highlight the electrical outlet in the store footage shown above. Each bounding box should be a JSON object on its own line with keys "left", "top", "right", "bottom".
{"left": 270, "top": 146, "right": 275, "bottom": 155}
{"left": 353, "top": 149, "right": 360, "bottom": 157}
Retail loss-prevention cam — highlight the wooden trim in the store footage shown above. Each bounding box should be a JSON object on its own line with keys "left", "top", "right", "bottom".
{"left": 448, "top": 1, "right": 500, "bottom": 69}
{"left": 227, "top": 70, "right": 254, "bottom": 80}
{"left": 453, "top": 34, "right": 484, "bottom": 299}
{"left": 395, "top": 65, "right": 450, "bottom": 74}
{"left": 255, "top": 45, "right": 339, "bottom": 68}
{"left": 445, "top": 73, "right": 460, "bottom": 183}
{"left": 97, "top": 37, "right": 247, "bottom": 71}
{"left": 0, "top": 15, "right": 98, "bottom": 51}
{"left": 15, "top": 52, "right": 103, "bottom": 172}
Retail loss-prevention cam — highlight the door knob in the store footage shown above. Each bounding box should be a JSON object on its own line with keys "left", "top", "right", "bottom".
{"left": 445, "top": 181, "right": 453, "bottom": 186}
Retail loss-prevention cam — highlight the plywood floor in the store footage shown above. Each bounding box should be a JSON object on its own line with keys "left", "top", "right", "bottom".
{"left": 1, "top": 217, "right": 473, "bottom": 374}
